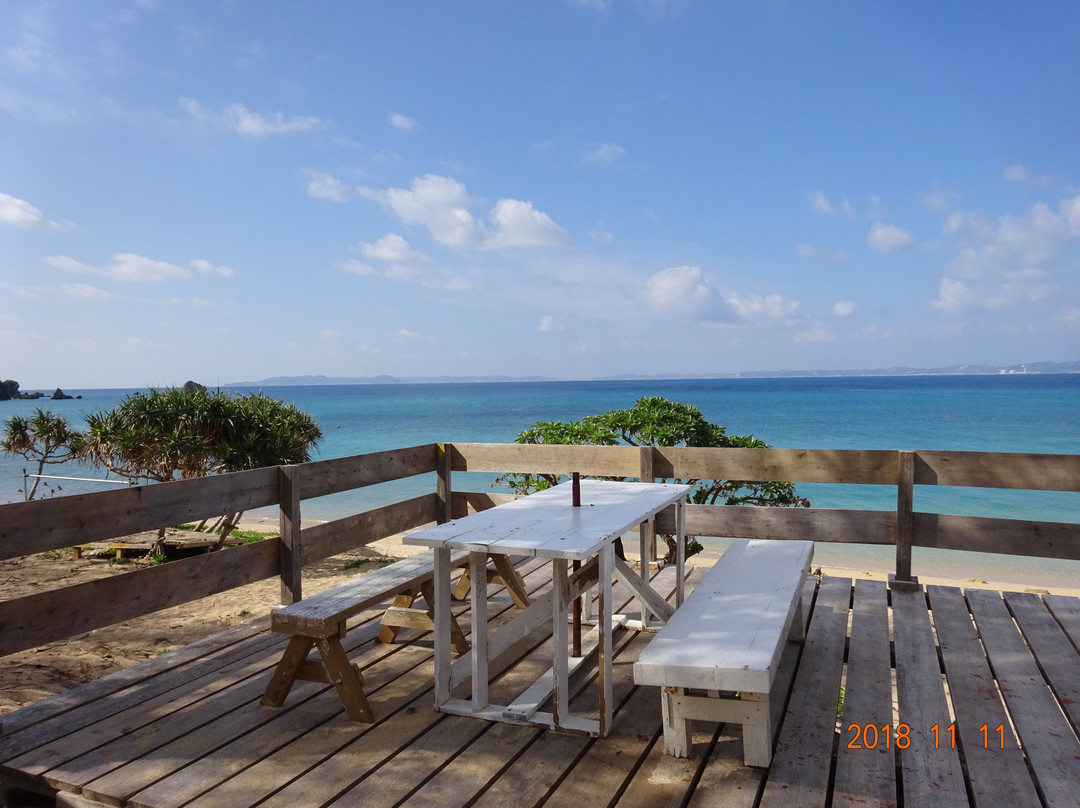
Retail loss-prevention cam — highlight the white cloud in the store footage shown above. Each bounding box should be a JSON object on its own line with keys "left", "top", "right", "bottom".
{"left": 920, "top": 187, "right": 958, "bottom": 214}
{"left": 60, "top": 283, "right": 109, "bottom": 301}
{"left": 931, "top": 194, "right": 1080, "bottom": 312}
{"left": 393, "top": 329, "right": 435, "bottom": 344}
{"left": 589, "top": 222, "right": 615, "bottom": 244}
{"left": 832, "top": 300, "right": 857, "bottom": 317}
{"left": 645, "top": 265, "right": 714, "bottom": 316}
{"left": 1003, "top": 163, "right": 1052, "bottom": 189}
{"left": 867, "top": 221, "right": 915, "bottom": 253}
{"left": 307, "top": 172, "right": 351, "bottom": 202}
{"left": 388, "top": 112, "right": 418, "bottom": 132}
{"left": 807, "top": 190, "right": 854, "bottom": 218}
{"left": 486, "top": 199, "right": 567, "bottom": 249}
{"left": 45, "top": 252, "right": 234, "bottom": 283}
{"left": 105, "top": 253, "right": 191, "bottom": 282}
{"left": 793, "top": 321, "right": 835, "bottom": 343}
{"left": 349, "top": 233, "right": 470, "bottom": 291}
{"left": 358, "top": 175, "right": 566, "bottom": 251}
{"left": 179, "top": 97, "right": 322, "bottom": 138}
{"left": 359, "top": 233, "right": 427, "bottom": 264}
{"left": 190, "top": 258, "right": 235, "bottom": 277}
{"left": 539, "top": 315, "right": 566, "bottom": 332}
{"left": 583, "top": 143, "right": 626, "bottom": 166}
{"left": 724, "top": 292, "right": 801, "bottom": 324}
{"left": 336, "top": 258, "right": 377, "bottom": 276}
{"left": 0, "top": 191, "right": 62, "bottom": 230}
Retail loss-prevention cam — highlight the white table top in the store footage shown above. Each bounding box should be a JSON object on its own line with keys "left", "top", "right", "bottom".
{"left": 403, "top": 479, "right": 692, "bottom": 561}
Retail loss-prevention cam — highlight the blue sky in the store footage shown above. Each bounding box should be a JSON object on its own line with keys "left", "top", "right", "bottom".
{"left": 2, "top": 1, "right": 1079, "bottom": 389}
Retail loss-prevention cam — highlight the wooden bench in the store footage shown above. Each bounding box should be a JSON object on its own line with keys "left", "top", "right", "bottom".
{"left": 633, "top": 538, "right": 814, "bottom": 767}
{"left": 261, "top": 550, "right": 529, "bottom": 722}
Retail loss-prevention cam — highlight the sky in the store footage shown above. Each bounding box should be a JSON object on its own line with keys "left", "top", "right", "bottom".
{"left": 2, "top": 0, "right": 1079, "bottom": 390}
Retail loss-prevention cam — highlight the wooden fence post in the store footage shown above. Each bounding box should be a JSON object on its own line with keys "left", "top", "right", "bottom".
{"left": 278, "top": 464, "right": 303, "bottom": 604}
{"left": 437, "top": 443, "right": 453, "bottom": 524}
{"left": 640, "top": 446, "right": 657, "bottom": 562}
{"left": 892, "top": 451, "right": 918, "bottom": 590}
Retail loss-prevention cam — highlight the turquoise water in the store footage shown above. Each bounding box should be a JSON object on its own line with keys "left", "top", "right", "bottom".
{"left": 2, "top": 375, "right": 1078, "bottom": 524}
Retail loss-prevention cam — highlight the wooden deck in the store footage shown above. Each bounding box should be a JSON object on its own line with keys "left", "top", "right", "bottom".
{"left": 2, "top": 559, "right": 1079, "bottom": 808}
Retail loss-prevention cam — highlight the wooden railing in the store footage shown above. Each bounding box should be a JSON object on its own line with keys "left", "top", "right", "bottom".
{"left": 1, "top": 443, "right": 1077, "bottom": 658}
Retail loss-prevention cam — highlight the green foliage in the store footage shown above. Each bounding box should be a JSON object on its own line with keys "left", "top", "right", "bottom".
{"left": 500, "top": 396, "right": 809, "bottom": 562}
{"left": 2, "top": 409, "right": 86, "bottom": 499}
{"left": 82, "top": 387, "right": 322, "bottom": 483}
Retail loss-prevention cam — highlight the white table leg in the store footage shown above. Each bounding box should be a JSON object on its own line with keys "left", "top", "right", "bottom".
{"left": 433, "top": 547, "right": 452, "bottom": 709}
{"left": 552, "top": 558, "right": 569, "bottom": 727}
{"left": 599, "top": 542, "right": 614, "bottom": 736}
{"left": 638, "top": 521, "right": 650, "bottom": 627}
{"left": 675, "top": 499, "right": 685, "bottom": 607}
{"left": 469, "top": 551, "right": 489, "bottom": 710}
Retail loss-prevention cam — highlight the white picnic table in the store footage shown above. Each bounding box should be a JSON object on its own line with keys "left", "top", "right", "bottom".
{"left": 404, "top": 478, "right": 692, "bottom": 736}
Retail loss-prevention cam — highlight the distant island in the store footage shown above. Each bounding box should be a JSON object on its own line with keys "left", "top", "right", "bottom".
{"left": 232, "top": 361, "right": 1079, "bottom": 387}
{"left": 0, "top": 380, "right": 80, "bottom": 401}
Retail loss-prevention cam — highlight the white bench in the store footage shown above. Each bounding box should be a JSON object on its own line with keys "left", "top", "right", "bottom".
{"left": 633, "top": 538, "right": 814, "bottom": 767}
{"left": 261, "top": 550, "right": 529, "bottom": 722}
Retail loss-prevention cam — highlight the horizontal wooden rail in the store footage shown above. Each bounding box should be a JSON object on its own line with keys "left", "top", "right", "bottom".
{"left": 0, "top": 540, "right": 279, "bottom": 658}
{"left": 295, "top": 444, "right": 440, "bottom": 500}
{"left": 914, "top": 451, "right": 1080, "bottom": 491}
{"left": 300, "top": 494, "right": 438, "bottom": 566}
{"left": 450, "top": 443, "right": 640, "bottom": 477}
{"left": 651, "top": 447, "right": 898, "bottom": 485}
{"left": 912, "top": 513, "right": 1080, "bottom": 560}
{"left": 655, "top": 503, "right": 896, "bottom": 545}
{"left": 0, "top": 466, "right": 280, "bottom": 560}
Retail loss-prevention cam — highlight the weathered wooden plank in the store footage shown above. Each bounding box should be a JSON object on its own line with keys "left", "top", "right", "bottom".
{"left": 927, "top": 585, "right": 1042, "bottom": 808}
{"left": 449, "top": 442, "right": 641, "bottom": 477}
{"left": 0, "top": 540, "right": 279, "bottom": 657}
{"left": 1044, "top": 593, "right": 1080, "bottom": 650}
{"left": 1004, "top": 591, "right": 1080, "bottom": 735}
{"left": 832, "top": 579, "right": 895, "bottom": 808}
{"left": 915, "top": 450, "right": 1080, "bottom": 491}
{"left": 295, "top": 444, "right": 440, "bottom": 500}
{"left": 65, "top": 613, "right": 405, "bottom": 805}
{"left": 652, "top": 447, "right": 899, "bottom": 485}
{"left": 655, "top": 504, "right": 895, "bottom": 545}
{"left": 913, "top": 512, "right": 1080, "bottom": 560}
{"left": 758, "top": 576, "right": 851, "bottom": 808}
{"left": 891, "top": 586, "right": 968, "bottom": 807}
{"left": 126, "top": 635, "right": 445, "bottom": 808}
{"left": 299, "top": 494, "right": 438, "bottom": 565}
{"left": 967, "top": 588, "right": 1080, "bottom": 808}
{"left": 207, "top": 558, "right": 552, "bottom": 808}
{"left": 0, "top": 466, "right": 280, "bottom": 559}
{"left": 0, "top": 617, "right": 274, "bottom": 756}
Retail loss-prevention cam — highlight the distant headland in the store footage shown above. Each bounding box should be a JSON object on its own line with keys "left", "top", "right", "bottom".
{"left": 232, "top": 360, "right": 1079, "bottom": 387}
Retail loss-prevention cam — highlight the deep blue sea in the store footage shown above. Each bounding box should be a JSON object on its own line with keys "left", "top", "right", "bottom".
{"left": 3, "top": 375, "right": 1078, "bottom": 526}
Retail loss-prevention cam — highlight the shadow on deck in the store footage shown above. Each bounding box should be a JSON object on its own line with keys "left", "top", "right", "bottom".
{"left": 2, "top": 559, "right": 1079, "bottom": 808}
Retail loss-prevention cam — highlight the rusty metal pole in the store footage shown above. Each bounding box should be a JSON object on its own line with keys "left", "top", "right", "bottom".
{"left": 571, "top": 472, "right": 582, "bottom": 657}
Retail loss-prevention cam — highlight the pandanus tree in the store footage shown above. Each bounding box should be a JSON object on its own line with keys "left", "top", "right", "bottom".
{"left": 82, "top": 387, "right": 322, "bottom": 549}
{"left": 499, "top": 396, "right": 809, "bottom": 563}
{"left": 2, "top": 409, "right": 85, "bottom": 500}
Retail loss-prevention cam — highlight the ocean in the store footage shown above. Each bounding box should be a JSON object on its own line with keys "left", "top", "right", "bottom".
{"left": 3, "top": 375, "right": 1078, "bottom": 526}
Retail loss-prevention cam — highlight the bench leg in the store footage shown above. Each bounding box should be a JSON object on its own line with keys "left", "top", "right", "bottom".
{"left": 740, "top": 692, "right": 772, "bottom": 767}
{"left": 315, "top": 636, "right": 374, "bottom": 722}
{"left": 378, "top": 591, "right": 419, "bottom": 644}
{"left": 261, "top": 634, "right": 315, "bottom": 708}
{"left": 661, "top": 687, "right": 693, "bottom": 758}
{"left": 490, "top": 553, "right": 530, "bottom": 608}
